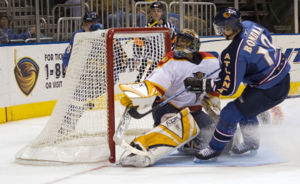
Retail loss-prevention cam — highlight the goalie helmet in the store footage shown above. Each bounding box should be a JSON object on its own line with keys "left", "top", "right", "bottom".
{"left": 213, "top": 7, "right": 242, "bottom": 35}
{"left": 175, "top": 29, "right": 200, "bottom": 52}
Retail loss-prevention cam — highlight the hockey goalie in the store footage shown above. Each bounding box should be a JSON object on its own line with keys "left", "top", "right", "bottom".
{"left": 115, "top": 29, "right": 222, "bottom": 167}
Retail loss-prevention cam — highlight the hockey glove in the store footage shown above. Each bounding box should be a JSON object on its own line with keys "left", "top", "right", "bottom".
{"left": 184, "top": 77, "right": 214, "bottom": 93}
{"left": 201, "top": 95, "right": 221, "bottom": 122}
{"left": 90, "top": 23, "right": 103, "bottom": 31}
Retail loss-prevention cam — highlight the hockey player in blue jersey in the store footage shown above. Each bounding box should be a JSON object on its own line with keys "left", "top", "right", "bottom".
{"left": 184, "top": 7, "right": 290, "bottom": 160}
{"left": 62, "top": 11, "right": 103, "bottom": 71}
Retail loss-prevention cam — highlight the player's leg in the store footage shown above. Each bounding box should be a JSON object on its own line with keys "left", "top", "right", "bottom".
{"left": 257, "top": 110, "right": 272, "bottom": 124}
{"left": 231, "top": 117, "right": 260, "bottom": 154}
{"left": 178, "top": 110, "right": 216, "bottom": 154}
{"left": 120, "top": 107, "right": 200, "bottom": 167}
{"left": 195, "top": 74, "right": 290, "bottom": 160}
{"left": 195, "top": 102, "right": 242, "bottom": 160}
{"left": 152, "top": 99, "right": 217, "bottom": 154}
{"left": 151, "top": 97, "right": 180, "bottom": 127}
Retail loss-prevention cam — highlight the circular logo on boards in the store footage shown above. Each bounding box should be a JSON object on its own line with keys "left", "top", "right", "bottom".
{"left": 14, "top": 50, "right": 39, "bottom": 96}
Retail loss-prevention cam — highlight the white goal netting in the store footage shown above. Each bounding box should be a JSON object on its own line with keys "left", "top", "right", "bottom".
{"left": 15, "top": 28, "right": 171, "bottom": 164}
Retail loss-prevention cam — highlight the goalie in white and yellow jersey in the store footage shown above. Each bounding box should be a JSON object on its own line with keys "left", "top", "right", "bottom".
{"left": 118, "top": 29, "right": 221, "bottom": 167}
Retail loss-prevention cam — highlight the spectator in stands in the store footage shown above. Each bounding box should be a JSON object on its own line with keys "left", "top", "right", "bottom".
{"left": 145, "top": 1, "right": 178, "bottom": 48}
{"left": 62, "top": 11, "right": 103, "bottom": 71}
{"left": 0, "top": 13, "right": 36, "bottom": 44}
{"left": 134, "top": 0, "right": 148, "bottom": 27}
{"left": 103, "top": 0, "right": 146, "bottom": 28}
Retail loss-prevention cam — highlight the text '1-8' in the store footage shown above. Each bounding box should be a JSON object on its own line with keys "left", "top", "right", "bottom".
{"left": 45, "top": 63, "right": 65, "bottom": 80}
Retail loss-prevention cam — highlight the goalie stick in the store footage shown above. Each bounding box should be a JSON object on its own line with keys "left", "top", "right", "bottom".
{"left": 287, "top": 94, "right": 300, "bottom": 99}
{"left": 201, "top": 38, "right": 227, "bottom": 43}
{"left": 128, "top": 67, "right": 221, "bottom": 119}
{"left": 113, "top": 63, "right": 158, "bottom": 159}
{"left": 113, "top": 106, "right": 151, "bottom": 157}
{"left": 140, "top": 60, "right": 154, "bottom": 81}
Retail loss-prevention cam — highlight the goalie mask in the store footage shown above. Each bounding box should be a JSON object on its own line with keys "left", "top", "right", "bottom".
{"left": 175, "top": 29, "right": 200, "bottom": 53}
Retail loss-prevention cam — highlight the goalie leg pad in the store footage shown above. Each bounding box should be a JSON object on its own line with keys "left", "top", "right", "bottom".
{"left": 120, "top": 108, "right": 200, "bottom": 167}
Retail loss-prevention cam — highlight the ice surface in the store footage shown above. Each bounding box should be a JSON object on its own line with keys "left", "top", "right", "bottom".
{"left": 1, "top": 98, "right": 300, "bottom": 184}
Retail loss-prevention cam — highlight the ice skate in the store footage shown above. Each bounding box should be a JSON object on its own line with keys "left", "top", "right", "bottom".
{"left": 231, "top": 142, "right": 259, "bottom": 155}
{"left": 194, "top": 146, "right": 221, "bottom": 162}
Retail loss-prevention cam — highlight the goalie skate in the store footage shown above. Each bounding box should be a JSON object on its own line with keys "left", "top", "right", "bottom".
{"left": 177, "top": 136, "right": 205, "bottom": 155}
{"left": 120, "top": 153, "right": 151, "bottom": 167}
{"left": 194, "top": 146, "right": 221, "bottom": 162}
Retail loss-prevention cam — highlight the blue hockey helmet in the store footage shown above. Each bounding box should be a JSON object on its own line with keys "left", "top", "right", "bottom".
{"left": 213, "top": 7, "right": 242, "bottom": 35}
{"left": 83, "top": 11, "right": 99, "bottom": 22}
{"left": 175, "top": 29, "right": 200, "bottom": 52}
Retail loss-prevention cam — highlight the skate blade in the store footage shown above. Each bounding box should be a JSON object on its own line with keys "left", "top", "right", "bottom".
{"left": 247, "top": 150, "right": 258, "bottom": 156}
{"left": 193, "top": 156, "right": 218, "bottom": 163}
{"left": 177, "top": 148, "right": 197, "bottom": 155}
{"left": 230, "top": 149, "right": 258, "bottom": 157}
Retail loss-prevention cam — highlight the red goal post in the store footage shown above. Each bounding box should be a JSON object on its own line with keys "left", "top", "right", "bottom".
{"left": 106, "top": 28, "right": 172, "bottom": 162}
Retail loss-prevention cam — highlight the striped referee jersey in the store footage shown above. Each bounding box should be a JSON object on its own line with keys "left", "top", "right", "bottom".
{"left": 145, "top": 20, "right": 177, "bottom": 40}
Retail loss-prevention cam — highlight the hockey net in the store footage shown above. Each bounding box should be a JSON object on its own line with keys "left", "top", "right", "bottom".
{"left": 15, "top": 28, "right": 171, "bottom": 164}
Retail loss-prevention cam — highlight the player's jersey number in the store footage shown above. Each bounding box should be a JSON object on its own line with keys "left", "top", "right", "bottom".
{"left": 257, "top": 34, "right": 276, "bottom": 66}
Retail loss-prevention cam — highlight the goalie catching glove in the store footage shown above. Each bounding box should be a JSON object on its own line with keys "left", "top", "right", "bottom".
{"left": 184, "top": 77, "right": 214, "bottom": 93}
